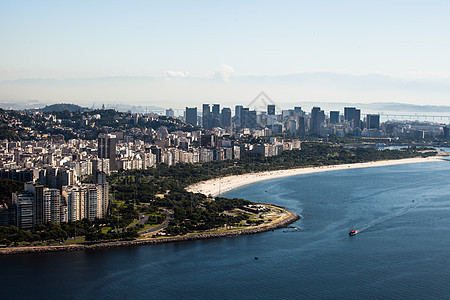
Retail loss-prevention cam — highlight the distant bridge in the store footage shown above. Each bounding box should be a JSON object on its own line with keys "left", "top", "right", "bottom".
{"left": 378, "top": 113, "right": 450, "bottom": 122}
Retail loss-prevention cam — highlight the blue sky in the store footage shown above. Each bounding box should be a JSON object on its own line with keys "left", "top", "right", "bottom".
{"left": 1, "top": 0, "right": 450, "bottom": 106}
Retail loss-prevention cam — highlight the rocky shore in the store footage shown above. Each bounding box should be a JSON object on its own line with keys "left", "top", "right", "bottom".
{"left": 0, "top": 209, "right": 299, "bottom": 255}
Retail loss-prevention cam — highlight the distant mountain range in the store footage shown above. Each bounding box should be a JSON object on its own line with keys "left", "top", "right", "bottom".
{"left": 1, "top": 72, "right": 450, "bottom": 113}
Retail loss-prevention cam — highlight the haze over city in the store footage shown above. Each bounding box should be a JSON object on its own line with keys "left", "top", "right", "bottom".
{"left": 1, "top": 0, "right": 450, "bottom": 108}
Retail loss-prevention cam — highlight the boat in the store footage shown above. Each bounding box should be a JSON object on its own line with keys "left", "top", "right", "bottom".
{"left": 349, "top": 230, "right": 357, "bottom": 236}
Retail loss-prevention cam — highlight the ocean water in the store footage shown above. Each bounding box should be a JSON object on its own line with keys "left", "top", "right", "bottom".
{"left": 1, "top": 161, "right": 450, "bottom": 299}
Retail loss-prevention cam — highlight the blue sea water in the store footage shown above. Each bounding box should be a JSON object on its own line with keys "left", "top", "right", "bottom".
{"left": 2, "top": 161, "right": 450, "bottom": 299}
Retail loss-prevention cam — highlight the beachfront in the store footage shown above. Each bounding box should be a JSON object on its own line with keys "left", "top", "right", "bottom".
{"left": 187, "top": 156, "right": 445, "bottom": 197}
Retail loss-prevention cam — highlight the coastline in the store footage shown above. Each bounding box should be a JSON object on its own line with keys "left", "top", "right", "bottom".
{"left": 2, "top": 156, "right": 444, "bottom": 256}
{"left": 187, "top": 156, "right": 444, "bottom": 197}
{"left": 0, "top": 206, "right": 299, "bottom": 255}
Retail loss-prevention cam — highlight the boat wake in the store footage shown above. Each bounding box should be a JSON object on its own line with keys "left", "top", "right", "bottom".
{"left": 350, "top": 198, "right": 429, "bottom": 236}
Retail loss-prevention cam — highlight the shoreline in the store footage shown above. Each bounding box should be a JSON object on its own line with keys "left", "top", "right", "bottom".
{"left": 0, "top": 206, "right": 299, "bottom": 255}
{"left": 187, "top": 156, "right": 445, "bottom": 197}
{"left": 2, "top": 156, "right": 444, "bottom": 256}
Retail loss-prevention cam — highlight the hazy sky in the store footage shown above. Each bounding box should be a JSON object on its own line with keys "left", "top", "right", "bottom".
{"left": 1, "top": 0, "right": 450, "bottom": 106}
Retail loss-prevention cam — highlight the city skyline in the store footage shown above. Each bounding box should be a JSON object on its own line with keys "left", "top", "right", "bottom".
{"left": 1, "top": 1, "right": 450, "bottom": 106}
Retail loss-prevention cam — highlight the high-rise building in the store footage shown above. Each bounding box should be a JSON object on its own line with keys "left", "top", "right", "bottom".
{"left": 200, "top": 134, "right": 219, "bottom": 149}
{"left": 267, "top": 104, "right": 275, "bottom": 116}
{"left": 64, "top": 182, "right": 109, "bottom": 222}
{"left": 212, "top": 104, "right": 220, "bottom": 118}
{"left": 241, "top": 108, "right": 257, "bottom": 129}
{"left": 354, "top": 109, "right": 361, "bottom": 128}
{"left": 151, "top": 146, "right": 162, "bottom": 164}
{"left": 98, "top": 134, "right": 117, "bottom": 170}
{"left": 298, "top": 116, "right": 306, "bottom": 136}
{"left": 86, "top": 185, "right": 99, "bottom": 220}
{"left": 293, "top": 107, "right": 304, "bottom": 118}
{"left": 185, "top": 107, "right": 197, "bottom": 126}
{"left": 234, "top": 105, "right": 243, "bottom": 127}
{"left": 330, "top": 111, "right": 340, "bottom": 124}
{"left": 241, "top": 107, "right": 249, "bottom": 128}
{"left": 221, "top": 108, "right": 232, "bottom": 128}
{"left": 366, "top": 114, "right": 380, "bottom": 129}
{"left": 288, "top": 119, "right": 297, "bottom": 135}
{"left": 310, "top": 107, "right": 325, "bottom": 134}
{"left": 12, "top": 191, "right": 34, "bottom": 229}
{"left": 211, "top": 104, "right": 221, "bottom": 128}
{"left": 248, "top": 110, "right": 257, "bottom": 129}
{"left": 64, "top": 186, "right": 82, "bottom": 222}
{"left": 165, "top": 108, "right": 174, "bottom": 118}
{"left": 44, "top": 188, "right": 61, "bottom": 224}
{"left": 344, "top": 107, "right": 356, "bottom": 122}
{"left": 34, "top": 184, "right": 45, "bottom": 225}
{"left": 202, "top": 104, "right": 211, "bottom": 129}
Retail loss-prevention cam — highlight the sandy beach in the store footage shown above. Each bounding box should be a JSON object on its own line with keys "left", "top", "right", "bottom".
{"left": 187, "top": 156, "right": 445, "bottom": 197}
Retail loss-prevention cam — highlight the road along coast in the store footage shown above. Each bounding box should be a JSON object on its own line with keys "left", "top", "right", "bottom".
{"left": 187, "top": 156, "right": 444, "bottom": 197}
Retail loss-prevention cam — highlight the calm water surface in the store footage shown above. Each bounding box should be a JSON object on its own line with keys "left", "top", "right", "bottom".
{"left": 2, "top": 161, "right": 450, "bottom": 299}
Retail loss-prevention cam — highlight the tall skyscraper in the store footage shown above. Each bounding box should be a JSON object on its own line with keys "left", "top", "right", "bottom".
{"left": 354, "top": 109, "right": 361, "bottom": 128}
{"left": 185, "top": 107, "right": 197, "bottom": 126}
{"left": 65, "top": 186, "right": 82, "bottom": 222}
{"left": 310, "top": 107, "right": 325, "bottom": 134}
{"left": 212, "top": 104, "right": 220, "bottom": 118}
{"left": 45, "top": 188, "right": 61, "bottom": 224}
{"left": 293, "top": 107, "right": 304, "bottom": 118}
{"left": 330, "top": 111, "right": 340, "bottom": 124}
{"left": 367, "top": 114, "right": 380, "bottom": 129}
{"left": 12, "top": 191, "right": 35, "bottom": 229}
{"left": 234, "top": 105, "right": 243, "bottom": 127}
{"left": 248, "top": 110, "right": 257, "bottom": 129}
{"left": 288, "top": 119, "right": 297, "bottom": 135}
{"left": 267, "top": 104, "right": 275, "bottom": 116}
{"left": 241, "top": 108, "right": 250, "bottom": 128}
{"left": 212, "top": 104, "right": 221, "bottom": 128}
{"left": 34, "top": 184, "right": 45, "bottom": 225}
{"left": 86, "top": 185, "right": 99, "bottom": 220}
{"left": 221, "top": 107, "right": 232, "bottom": 128}
{"left": 98, "top": 134, "right": 117, "bottom": 170}
{"left": 344, "top": 107, "right": 356, "bottom": 122}
{"left": 202, "top": 104, "right": 211, "bottom": 129}
{"left": 298, "top": 116, "right": 306, "bottom": 136}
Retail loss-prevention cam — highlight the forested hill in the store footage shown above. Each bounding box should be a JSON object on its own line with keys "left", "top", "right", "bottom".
{"left": 41, "top": 103, "right": 90, "bottom": 113}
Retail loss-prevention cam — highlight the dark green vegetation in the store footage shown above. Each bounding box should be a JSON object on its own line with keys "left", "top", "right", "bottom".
{"left": 164, "top": 197, "right": 252, "bottom": 235}
{"left": 0, "top": 179, "right": 24, "bottom": 203}
{"left": 40, "top": 103, "right": 90, "bottom": 113}
{"left": 0, "top": 206, "right": 141, "bottom": 246}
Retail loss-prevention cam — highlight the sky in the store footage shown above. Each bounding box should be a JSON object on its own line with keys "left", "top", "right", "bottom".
{"left": 1, "top": 0, "right": 450, "bottom": 108}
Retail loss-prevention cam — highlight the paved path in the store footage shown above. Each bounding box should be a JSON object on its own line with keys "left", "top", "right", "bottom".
{"left": 140, "top": 209, "right": 173, "bottom": 236}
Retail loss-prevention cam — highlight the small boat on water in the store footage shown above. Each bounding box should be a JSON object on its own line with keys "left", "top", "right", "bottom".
{"left": 349, "top": 230, "right": 358, "bottom": 236}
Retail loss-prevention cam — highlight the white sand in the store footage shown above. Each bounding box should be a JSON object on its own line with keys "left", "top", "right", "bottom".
{"left": 187, "top": 156, "right": 445, "bottom": 197}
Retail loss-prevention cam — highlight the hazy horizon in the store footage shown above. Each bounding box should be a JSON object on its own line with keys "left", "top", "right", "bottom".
{"left": 1, "top": 1, "right": 450, "bottom": 107}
